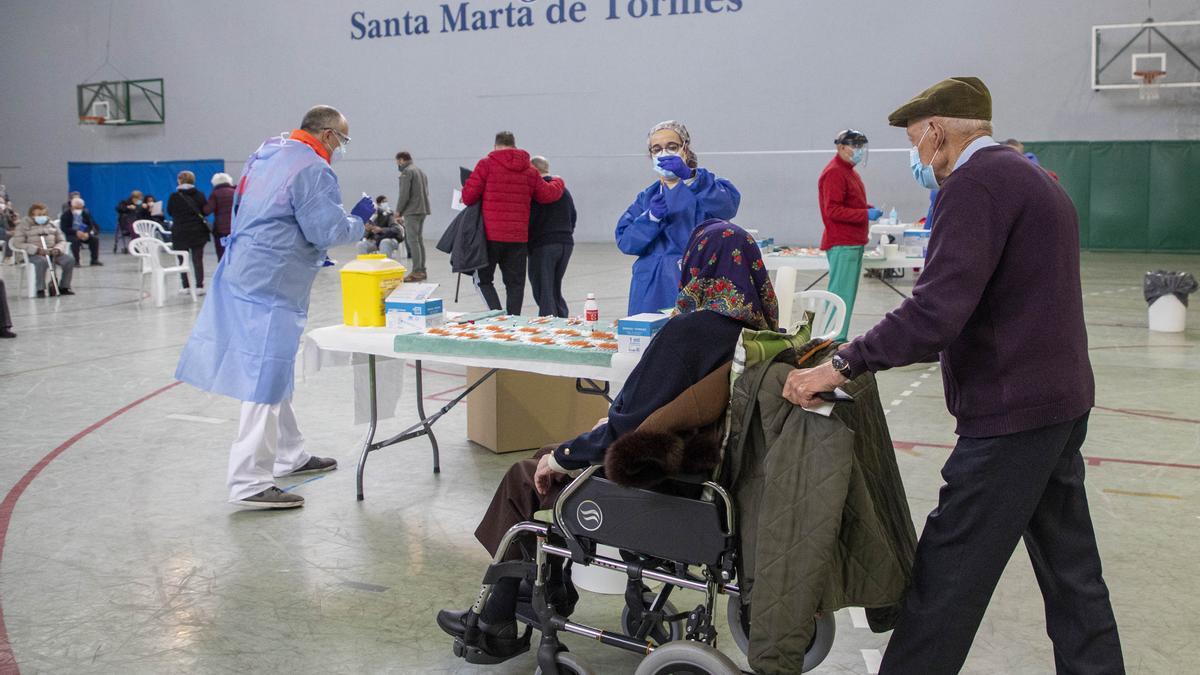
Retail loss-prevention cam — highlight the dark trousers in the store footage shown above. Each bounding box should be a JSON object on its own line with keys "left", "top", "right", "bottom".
{"left": 0, "top": 278, "right": 12, "bottom": 329}
{"left": 880, "top": 413, "right": 1124, "bottom": 675}
{"left": 475, "top": 447, "right": 564, "bottom": 559}
{"left": 528, "top": 243, "right": 572, "bottom": 318}
{"left": 213, "top": 233, "right": 227, "bottom": 262}
{"left": 175, "top": 242, "right": 206, "bottom": 289}
{"left": 475, "top": 240, "right": 528, "bottom": 315}
{"left": 70, "top": 236, "right": 100, "bottom": 265}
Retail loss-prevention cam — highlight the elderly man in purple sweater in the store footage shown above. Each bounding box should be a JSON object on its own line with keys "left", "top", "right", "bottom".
{"left": 785, "top": 77, "right": 1124, "bottom": 674}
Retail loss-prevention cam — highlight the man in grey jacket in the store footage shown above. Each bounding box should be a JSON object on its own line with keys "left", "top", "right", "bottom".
{"left": 395, "top": 151, "right": 431, "bottom": 281}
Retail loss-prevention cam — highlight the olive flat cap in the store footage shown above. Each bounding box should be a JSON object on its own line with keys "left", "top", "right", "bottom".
{"left": 888, "top": 77, "right": 992, "bottom": 127}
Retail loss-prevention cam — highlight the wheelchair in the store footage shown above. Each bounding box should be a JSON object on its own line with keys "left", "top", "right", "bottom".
{"left": 449, "top": 465, "right": 836, "bottom": 674}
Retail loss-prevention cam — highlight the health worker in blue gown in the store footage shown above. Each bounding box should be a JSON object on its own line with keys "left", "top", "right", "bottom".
{"left": 615, "top": 120, "right": 741, "bottom": 315}
{"left": 175, "top": 105, "right": 375, "bottom": 510}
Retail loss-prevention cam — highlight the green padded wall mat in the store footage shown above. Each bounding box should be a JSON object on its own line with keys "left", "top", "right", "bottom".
{"left": 1025, "top": 140, "right": 1200, "bottom": 252}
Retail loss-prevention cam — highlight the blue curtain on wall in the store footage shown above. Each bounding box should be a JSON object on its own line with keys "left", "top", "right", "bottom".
{"left": 67, "top": 159, "right": 225, "bottom": 232}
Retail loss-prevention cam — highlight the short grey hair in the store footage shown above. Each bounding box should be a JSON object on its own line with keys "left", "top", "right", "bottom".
{"left": 927, "top": 116, "right": 994, "bottom": 138}
{"left": 531, "top": 156, "right": 550, "bottom": 173}
{"left": 70, "top": 197, "right": 85, "bottom": 208}
{"left": 300, "top": 105, "right": 345, "bottom": 133}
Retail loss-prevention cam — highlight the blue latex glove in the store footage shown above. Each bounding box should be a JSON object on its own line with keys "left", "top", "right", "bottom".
{"left": 867, "top": 207, "right": 883, "bottom": 221}
{"left": 656, "top": 154, "right": 693, "bottom": 181}
{"left": 350, "top": 195, "right": 375, "bottom": 224}
{"left": 648, "top": 193, "right": 669, "bottom": 221}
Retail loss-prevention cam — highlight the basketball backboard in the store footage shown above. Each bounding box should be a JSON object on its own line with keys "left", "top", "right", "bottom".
{"left": 76, "top": 79, "right": 165, "bottom": 125}
{"left": 1091, "top": 20, "right": 1200, "bottom": 92}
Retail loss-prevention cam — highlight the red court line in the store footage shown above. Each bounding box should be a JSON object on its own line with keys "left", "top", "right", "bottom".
{"left": 1093, "top": 405, "right": 1200, "bottom": 425}
{"left": 426, "top": 385, "right": 468, "bottom": 402}
{"left": 0, "top": 381, "right": 182, "bottom": 674}
{"left": 893, "top": 440, "right": 1200, "bottom": 471}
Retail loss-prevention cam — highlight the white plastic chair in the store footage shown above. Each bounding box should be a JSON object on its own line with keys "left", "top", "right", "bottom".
{"left": 128, "top": 237, "right": 196, "bottom": 307}
{"left": 797, "top": 290, "right": 847, "bottom": 341}
{"left": 133, "top": 219, "right": 169, "bottom": 240}
{"left": 11, "top": 248, "right": 38, "bottom": 298}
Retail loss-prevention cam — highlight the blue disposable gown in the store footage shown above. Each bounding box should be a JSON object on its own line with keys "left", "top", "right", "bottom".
{"left": 615, "top": 168, "right": 740, "bottom": 315}
{"left": 174, "top": 135, "right": 364, "bottom": 404}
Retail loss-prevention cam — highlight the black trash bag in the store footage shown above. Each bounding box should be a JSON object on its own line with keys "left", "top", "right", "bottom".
{"left": 1144, "top": 270, "right": 1198, "bottom": 307}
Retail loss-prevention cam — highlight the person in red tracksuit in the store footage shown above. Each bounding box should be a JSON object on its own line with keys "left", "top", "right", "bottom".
{"left": 462, "top": 131, "right": 565, "bottom": 315}
{"left": 818, "top": 129, "right": 882, "bottom": 340}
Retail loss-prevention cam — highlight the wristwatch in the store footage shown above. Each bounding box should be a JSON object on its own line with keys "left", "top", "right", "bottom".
{"left": 830, "top": 354, "right": 853, "bottom": 380}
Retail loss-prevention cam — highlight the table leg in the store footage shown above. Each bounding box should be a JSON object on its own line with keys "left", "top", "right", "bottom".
{"left": 355, "top": 354, "right": 379, "bottom": 501}
{"left": 415, "top": 360, "right": 441, "bottom": 474}
{"left": 802, "top": 271, "right": 829, "bottom": 292}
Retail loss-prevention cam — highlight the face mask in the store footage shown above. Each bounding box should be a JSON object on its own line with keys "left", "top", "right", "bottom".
{"left": 909, "top": 127, "right": 940, "bottom": 190}
{"left": 72, "top": 210, "right": 83, "bottom": 217}
{"left": 653, "top": 150, "right": 684, "bottom": 179}
{"left": 134, "top": 199, "right": 143, "bottom": 205}
{"left": 379, "top": 203, "right": 391, "bottom": 212}
{"left": 850, "top": 147, "right": 866, "bottom": 165}
{"left": 34, "top": 215, "right": 48, "bottom": 225}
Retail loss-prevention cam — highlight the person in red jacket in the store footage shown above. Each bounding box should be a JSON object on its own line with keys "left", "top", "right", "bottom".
{"left": 818, "top": 129, "right": 881, "bottom": 340}
{"left": 462, "top": 131, "right": 565, "bottom": 314}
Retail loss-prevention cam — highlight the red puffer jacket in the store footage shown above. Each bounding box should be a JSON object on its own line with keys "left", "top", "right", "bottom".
{"left": 461, "top": 148, "right": 565, "bottom": 242}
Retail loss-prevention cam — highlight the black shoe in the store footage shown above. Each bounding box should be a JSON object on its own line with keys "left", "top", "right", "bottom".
{"left": 59, "top": 288, "right": 74, "bottom": 296}
{"left": 232, "top": 486, "right": 304, "bottom": 509}
{"left": 437, "top": 609, "right": 528, "bottom": 664}
{"left": 91, "top": 261, "right": 103, "bottom": 266}
{"left": 36, "top": 291, "right": 46, "bottom": 298}
{"left": 0, "top": 329, "right": 15, "bottom": 339}
{"left": 278, "top": 456, "right": 337, "bottom": 477}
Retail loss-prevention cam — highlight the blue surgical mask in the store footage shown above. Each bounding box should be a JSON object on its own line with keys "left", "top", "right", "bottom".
{"left": 909, "top": 127, "right": 940, "bottom": 190}
{"left": 34, "top": 215, "right": 48, "bottom": 225}
{"left": 850, "top": 147, "right": 866, "bottom": 165}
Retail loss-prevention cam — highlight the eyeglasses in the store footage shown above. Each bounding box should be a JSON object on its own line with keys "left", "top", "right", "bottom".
{"left": 649, "top": 142, "right": 683, "bottom": 155}
{"left": 324, "top": 128, "right": 351, "bottom": 147}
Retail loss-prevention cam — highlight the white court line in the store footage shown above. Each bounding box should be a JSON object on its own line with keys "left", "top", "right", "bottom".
{"left": 901, "top": 390, "right": 913, "bottom": 397}
{"left": 926, "top": 365, "right": 938, "bottom": 371}
{"left": 884, "top": 409, "right": 892, "bottom": 415}
{"left": 862, "top": 649, "right": 883, "bottom": 674}
{"left": 166, "top": 414, "right": 226, "bottom": 425}
{"left": 920, "top": 373, "right": 931, "bottom": 379}
{"left": 849, "top": 606, "right": 870, "bottom": 628}
{"left": 911, "top": 381, "right": 923, "bottom": 388}
{"left": 890, "top": 399, "right": 903, "bottom": 407}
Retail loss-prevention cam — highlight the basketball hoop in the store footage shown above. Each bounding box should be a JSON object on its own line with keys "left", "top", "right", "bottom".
{"left": 1134, "top": 69, "right": 1167, "bottom": 100}
{"left": 79, "top": 115, "right": 106, "bottom": 125}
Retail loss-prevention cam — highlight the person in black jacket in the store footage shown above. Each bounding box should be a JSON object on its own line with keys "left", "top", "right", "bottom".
{"left": 59, "top": 197, "right": 102, "bottom": 266}
{"left": 115, "top": 190, "right": 148, "bottom": 253}
{"left": 526, "top": 157, "right": 577, "bottom": 317}
{"left": 166, "top": 171, "right": 210, "bottom": 293}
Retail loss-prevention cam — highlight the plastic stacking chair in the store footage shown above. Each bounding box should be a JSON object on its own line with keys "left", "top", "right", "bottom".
{"left": 797, "top": 290, "right": 847, "bottom": 341}
{"left": 11, "top": 248, "right": 39, "bottom": 298}
{"left": 132, "top": 219, "right": 169, "bottom": 240}
{"left": 128, "top": 237, "right": 196, "bottom": 307}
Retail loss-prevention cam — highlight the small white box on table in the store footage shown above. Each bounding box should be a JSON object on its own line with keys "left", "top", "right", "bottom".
{"left": 385, "top": 283, "right": 444, "bottom": 330}
{"left": 617, "top": 313, "right": 670, "bottom": 354}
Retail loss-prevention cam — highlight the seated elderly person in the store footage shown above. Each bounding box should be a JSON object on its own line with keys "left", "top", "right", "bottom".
{"left": 436, "top": 219, "right": 778, "bottom": 658}
{"left": 59, "top": 197, "right": 102, "bottom": 266}
{"left": 12, "top": 203, "right": 75, "bottom": 297}
{"left": 356, "top": 195, "right": 403, "bottom": 259}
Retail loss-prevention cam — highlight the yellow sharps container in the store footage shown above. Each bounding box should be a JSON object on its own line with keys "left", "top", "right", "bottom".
{"left": 340, "top": 254, "right": 407, "bottom": 327}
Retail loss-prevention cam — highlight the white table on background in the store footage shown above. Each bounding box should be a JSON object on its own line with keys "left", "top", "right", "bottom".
{"left": 762, "top": 249, "right": 927, "bottom": 298}
{"left": 304, "top": 324, "right": 639, "bottom": 500}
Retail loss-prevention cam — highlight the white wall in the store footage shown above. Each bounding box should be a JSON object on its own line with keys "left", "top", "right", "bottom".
{"left": 1, "top": 0, "right": 1198, "bottom": 244}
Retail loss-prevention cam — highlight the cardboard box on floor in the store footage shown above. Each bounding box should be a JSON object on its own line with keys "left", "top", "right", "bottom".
{"left": 467, "top": 367, "right": 611, "bottom": 454}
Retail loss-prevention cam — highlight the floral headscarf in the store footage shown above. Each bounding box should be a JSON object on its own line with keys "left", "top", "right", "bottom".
{"left": 675, "top": 219, "right": 778, "bottom": 331}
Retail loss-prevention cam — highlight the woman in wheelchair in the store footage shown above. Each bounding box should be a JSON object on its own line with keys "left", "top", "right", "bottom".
{"left": 437, "top": 219, "right": 777, "bottom": 664}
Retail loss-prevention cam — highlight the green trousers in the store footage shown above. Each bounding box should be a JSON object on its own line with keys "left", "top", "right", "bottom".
{"left": 825, "top": 245, "right": 864, "bottom": 341}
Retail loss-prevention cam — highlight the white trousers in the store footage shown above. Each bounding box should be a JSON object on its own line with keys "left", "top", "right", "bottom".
{"left": 227, "top": 398, "right": 311, "bottom": 501}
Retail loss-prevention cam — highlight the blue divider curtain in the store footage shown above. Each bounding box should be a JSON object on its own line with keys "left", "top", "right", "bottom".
{"left": 67, "top": 159, "right": 225, "bottom": 232}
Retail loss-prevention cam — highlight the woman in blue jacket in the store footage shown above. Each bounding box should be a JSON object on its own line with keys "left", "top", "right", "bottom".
{"left": 616, "top": 120, "right": 740, "bottom": 315}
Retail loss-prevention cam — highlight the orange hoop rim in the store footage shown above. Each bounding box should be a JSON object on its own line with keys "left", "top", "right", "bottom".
{"left": 1133, "top": 70, "right": 1167, "bottom": 85}
{"left": 79, "top": 115, "right": 107, "bottom": 125}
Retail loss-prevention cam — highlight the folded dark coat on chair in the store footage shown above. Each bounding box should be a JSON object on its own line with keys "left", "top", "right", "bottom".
{"left": 725, "top": 351, "right": 917, "bottom": 675}
{"left": 436, "top": 202, "right": 488, "bottom": 274}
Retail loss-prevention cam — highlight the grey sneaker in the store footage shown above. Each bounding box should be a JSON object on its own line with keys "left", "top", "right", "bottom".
{"left": 233, "top": 486, "right": 304, "bottom": 509}
{"left": 280, "top": 456, "right": 338, "bottom": 477}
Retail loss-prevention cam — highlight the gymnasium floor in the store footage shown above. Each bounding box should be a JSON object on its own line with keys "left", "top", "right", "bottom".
{"left": 0, "top": 242, "right": 1195, "bottom": 674}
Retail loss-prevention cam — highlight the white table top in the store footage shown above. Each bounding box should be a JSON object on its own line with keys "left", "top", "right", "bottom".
{"left": 306, "top": 324, "right": 638, "bottom": 383}
{"left": 761, "top": 250, "right": 925, "bottom": 272}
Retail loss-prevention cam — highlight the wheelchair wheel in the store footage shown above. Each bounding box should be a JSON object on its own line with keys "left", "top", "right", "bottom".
{"left": 633, "top": 641, "right": 740, "bottom": 675}
{"left": 533, "top": 650, "right": 595, "bottom": 675}
{"left": 621, "top": 592, "right": 684, "bottom": 645}
{"left": 726, "top": 598, "right": 836, "bottom": 672}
